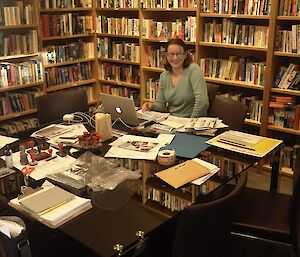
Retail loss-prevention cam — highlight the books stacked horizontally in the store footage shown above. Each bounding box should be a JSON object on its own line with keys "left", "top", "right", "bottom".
{"left": 9, "top": 184, "right": 92, "bottom": 228}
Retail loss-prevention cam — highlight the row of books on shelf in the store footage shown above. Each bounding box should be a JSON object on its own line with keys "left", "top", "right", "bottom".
{"left": 96, "top": 16, "right": 139, "bottom": 36}
{"left": 146, "top": 187, "right": 191, "bottom": 212}
{"left": 0, "top": 31, "right": 38, "bottom": 57}
{"left": 278, "top": 0, "right": 300, "bottom": 16}
{"left": 276, "top": 25, "right": 300, "bottom": 54}
{"left": 40, "top": 14, "right": 93, "bottom": 38}
{"left": 100, "top": 85, "right": 140, "bottom": 106}
{"left": 0, "top": 89, "right": 40, "bottom": 116}
{"left": 144, "top": 45, "right": 166, "bottom": 68}
{"left": 77, "top": 85, "right": 95, "bottom": 102}
{"left": 99, "top": 63, "right": 140, "bottom": 84}
{"left": 40, "top": 0, "right": 92, "bottom": 9}
{"left": 200, "top": 0, "right": 271, "bottom": 15}
{"left": 141, "top": 0, "right": 196, "bottom": 8}
{"left": 268, "top": 95, "right": 300, "bottom": 130}
{"left": 0, "top": 60, "right": 43, "bottom": 88}
{"left": 200, "top": 57, "right": 266, "bottom": 87}
{"left": 0, "top": 117, "right": 39, "bottom": 136}
{"left": 146, "top": 77, "right": 159, "bottom": 101}
{"left": 143, "top": 18, "right": 197, "bottom": 43}
{"left": 205, "top": 154, "right": 248, "bottom": 179}
{"left": 274, "top": 63, "right": 300, "bottom": 90}
{"left": 97, "top": 0, "right": 139, "bottom": 8}
{"left": 203, "top": 20, "right": 269, "bottom": 47}
{"left": 0, "top": 2, "right": 35, "bottom": 26}
{"left": 281, "top": 143, "right": 300, "bottom": 172}
{"left": 45, "top": 62, "right": 92, "bottom": 87}
{"left": 98, "top": 38, "right": 140, "bottom": 62}
{"left": 43, "top": 40, "right": 94, "bottom": 65}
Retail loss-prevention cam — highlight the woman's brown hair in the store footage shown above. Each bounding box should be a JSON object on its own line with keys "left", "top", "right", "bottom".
{"left": 164, "top": 38, "right": 192, "bottom": 72}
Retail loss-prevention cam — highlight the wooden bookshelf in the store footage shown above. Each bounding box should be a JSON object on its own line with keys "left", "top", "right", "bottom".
{"left": 96, "top": 3, "right": 140, "bottom": 102}
{"left": 38, "top": 2, "right": 99, "bottom": 107}
{"left": 0, "top": 0, "right": 43, "bottom": 135}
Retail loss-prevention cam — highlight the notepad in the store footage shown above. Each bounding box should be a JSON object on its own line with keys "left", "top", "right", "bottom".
{"left": 155, "top": 159, "right": 211, "bottom": 189}
{"left": 19, "top": 186, "right": 75, "bottom": 215}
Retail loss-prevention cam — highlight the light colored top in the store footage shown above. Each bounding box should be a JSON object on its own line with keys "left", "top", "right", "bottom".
{"left": 153, "top": 63, "right": 209, "bottom": 118}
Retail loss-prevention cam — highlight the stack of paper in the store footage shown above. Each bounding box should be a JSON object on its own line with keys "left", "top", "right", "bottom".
{"left": 105, "top": 135, "right": 170, "bottom": 160}
{"left": 155, "top": 158, "right": 219, "bottom": 188}
{"left": 19, "top": 186, "right": 75, "bottom": 215}
{"left": 159, "top": 115, "right": 228, "bottom": 132}
{"left": 137, "top": 110, "right": 170, "bottom": 122}
{"left": 9, "top": 184, "right": 92, "bottom": 228}
{"left": 206, "top": 130, "right": 282, "bottom": 157}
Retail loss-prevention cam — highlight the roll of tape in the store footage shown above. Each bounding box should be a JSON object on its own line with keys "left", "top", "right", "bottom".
{"left": 157, "top": 150, "right": 176, "bottom": 166}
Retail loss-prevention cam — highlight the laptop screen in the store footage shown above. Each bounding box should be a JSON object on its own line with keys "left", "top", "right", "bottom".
{"left": 99, "top": 93, "right": 140, "bottom": 126}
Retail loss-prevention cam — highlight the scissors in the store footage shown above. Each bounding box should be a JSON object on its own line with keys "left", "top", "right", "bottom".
{"left": 22, "top": 167, "right": 35, "bottom": 175}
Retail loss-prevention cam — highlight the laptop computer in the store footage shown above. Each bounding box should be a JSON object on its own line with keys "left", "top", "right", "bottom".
{"left": 100, "top": 93, "right": 143, "bottom": 126}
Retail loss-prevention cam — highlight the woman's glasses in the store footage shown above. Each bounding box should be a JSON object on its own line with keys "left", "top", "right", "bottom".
{"left": 165, "top": 51, "right": 186, "bottom": 59}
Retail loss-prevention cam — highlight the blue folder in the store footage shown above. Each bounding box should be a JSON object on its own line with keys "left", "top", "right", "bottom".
{"left": 161, "top": 132, "right": 209, "bottom": 159}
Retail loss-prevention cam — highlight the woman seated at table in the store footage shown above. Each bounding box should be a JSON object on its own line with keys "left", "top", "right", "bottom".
{"left": 142, "top": 38, "right": 209, "bottom": 118}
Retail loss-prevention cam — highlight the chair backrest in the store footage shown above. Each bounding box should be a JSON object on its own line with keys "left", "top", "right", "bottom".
{"left": 206, "top": 83, "right": 220, "bottom": 114}
{"left": 172, "top": 172, "right": 247, "bottom": 257}
{"left": 209, "top": 95, "right": 248, "bottom": 130}
{"left": 36, "top": 89, "right": 89, "bottom": 125}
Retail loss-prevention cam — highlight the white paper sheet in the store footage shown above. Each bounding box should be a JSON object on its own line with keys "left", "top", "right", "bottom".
{"left": 159, "top": 115, "right": 189, "bottom": 129}
{"left": 105, "top": 135, "right": 164, "bottom": 160}
{"left": 0, "top": 135, "right": 18, "bottom": 149}
{"left": 191, "top": 158, "right": 220, "bottom": 186}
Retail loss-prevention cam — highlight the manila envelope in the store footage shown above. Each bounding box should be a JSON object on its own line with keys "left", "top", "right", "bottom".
{"left": 155, "top": 160, "right": 210, "bottom": 189}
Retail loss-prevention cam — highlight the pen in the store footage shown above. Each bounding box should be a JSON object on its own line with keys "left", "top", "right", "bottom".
{"left": 217, "top": 139, "right": 255, "bottom": 151}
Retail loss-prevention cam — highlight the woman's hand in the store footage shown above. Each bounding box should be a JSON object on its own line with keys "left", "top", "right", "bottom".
{"left": 142, "top": 102, "right": 154, "bottom": 112}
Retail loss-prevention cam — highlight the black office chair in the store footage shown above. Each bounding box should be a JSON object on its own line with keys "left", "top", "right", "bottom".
{"left": 36, "top": 89, "right": 89, "bottom": 125}
{"left": 172, "top": 172, "right": 247, "bottom": 257}
{"left": 209, "top": 95, "right": 248, "bottom": 130}
{"left": 232, "top": 148, "right": 300, "bottom": 257}
{"left": 206, "top": 83, "right": 220, "bottom": 114}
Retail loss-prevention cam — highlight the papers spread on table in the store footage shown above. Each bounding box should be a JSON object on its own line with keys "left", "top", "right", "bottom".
{"left": 159, "top": 115, "right": 228, "bottom": 132}
{"left": 159, "top": 115, "right": 188, "bottom": 129}
{"left": 0, "top": 135, "right": 18, "bottom": 149}
{"left": 105, "top": 134, "right": 171, "bottom": 160}
{"left": 206, "top": 130, "right": 282, "bottom": 157}
{"left": 155, "top": 158, "right": 219, "bottom": 189}
{"left": 6, "top": 146, "right": 76, "bottom": 180}
{"left": 137, "top": 110, "right": 170, "bottom": 122}
{"left": 9, "top": 182, "right": 92, "bottom": 228}
{"left": 46, "top": 124, "right": 87, "bottom": 146}
{"left": 32, "top": 124, "right": 73, "bottom": 139}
